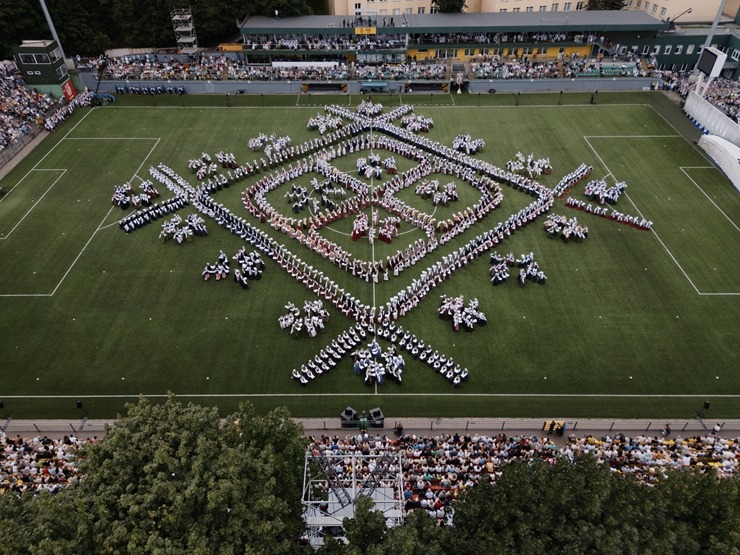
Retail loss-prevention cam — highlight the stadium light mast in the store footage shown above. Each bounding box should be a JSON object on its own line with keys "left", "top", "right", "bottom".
{"left": 38, "top": 0, "right": 66, "bottom": 60}
{"left": 698, "top": 0, "right": 727, "bottom": 62}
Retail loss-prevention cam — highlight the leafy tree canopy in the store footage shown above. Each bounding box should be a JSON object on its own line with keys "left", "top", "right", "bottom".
{"left": 0, "top": 396, "right": 308, "bottom": 554}
{"left": 586, "top": 0, "right": 627, "bottom": 10}
{"left": 431, "top": 0, "right": 468, "bottom": 14}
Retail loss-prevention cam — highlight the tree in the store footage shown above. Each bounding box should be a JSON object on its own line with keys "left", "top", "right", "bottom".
{"left": 342, "top": 496, "right": 388, "bottom": 554}
{"left": 0, "top": 0, "right": 46, "bottom": 60}
{"left": 586, "top": 0, "right": 627, "bottom": 10}
{"left": 244, "top": 0, "right": 313, "bottom": 19}
{"left": 431, "top": 0, "right": 467, "bottom": 13}
{"left": 76, "top": 396, "right": 308, "bottom": 554}
{"left": 373, "top": 509, "right": 447, "bottom": 555}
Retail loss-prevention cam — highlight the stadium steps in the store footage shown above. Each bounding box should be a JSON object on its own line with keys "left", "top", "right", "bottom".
{"left": 450, "top": 61, "right": 467, "bottom": 86}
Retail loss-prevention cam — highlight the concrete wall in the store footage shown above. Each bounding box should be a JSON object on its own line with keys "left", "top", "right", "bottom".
{"left": 684, "top": 90, "right": 740, "bottom": 146}
{"left": 80, "top": 71, "right": 655, "bottom": 95}
{"left": 467, "top": 77, "right": 654, "bottom": 93}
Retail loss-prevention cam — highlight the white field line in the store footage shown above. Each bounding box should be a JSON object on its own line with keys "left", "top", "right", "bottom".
{"left": 3, "top": 393, "right": 740, "bottom": 399}
{"left": 583, "top": 135, "right": 702, "bottom": 295}
{"left": 0, "top": 168, "right": 66, "bottom": 205}
{"left": 680, "top": 167, "right": 740, "bottom": 233}
{"left": 0, "top": 107, "right": 96, "bottom": 202}
{"left": 0, "top": 138, "right": 160, "bottom": 298}
{"left": 646, "top": 103, "right": 715, "bottom": 163}
{"left": 0, "top": 170, "right": 67, "bottom": 239}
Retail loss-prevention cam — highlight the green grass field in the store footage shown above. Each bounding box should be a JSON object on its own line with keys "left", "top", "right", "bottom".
{"left": 1, "top": 91, "right": 738, "bottom": 420}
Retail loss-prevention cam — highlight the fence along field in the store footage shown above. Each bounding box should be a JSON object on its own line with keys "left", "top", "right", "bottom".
{"left": 0, "top": 93, "right": 737, "bottom": 420}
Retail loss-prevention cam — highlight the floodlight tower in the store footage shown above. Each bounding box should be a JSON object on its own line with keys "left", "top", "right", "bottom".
{"left": 38, "top": 0, "right": 66, "bottom": 60}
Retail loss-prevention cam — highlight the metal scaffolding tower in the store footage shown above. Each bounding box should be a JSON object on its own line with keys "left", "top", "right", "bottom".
{"left": 171, "top": 8, "right": 198, "bottom": 53}
{"left": 302, "top": 450, "right": 404, "bottom": 549}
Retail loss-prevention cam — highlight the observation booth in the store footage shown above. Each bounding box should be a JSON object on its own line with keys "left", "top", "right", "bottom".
{"left": 13, "top": 39, "right": 76, "bottom": 100}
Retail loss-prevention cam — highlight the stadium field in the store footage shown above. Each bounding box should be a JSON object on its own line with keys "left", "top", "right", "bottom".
{"left": 0, "top": 91, "right": 738, "bottom": 420}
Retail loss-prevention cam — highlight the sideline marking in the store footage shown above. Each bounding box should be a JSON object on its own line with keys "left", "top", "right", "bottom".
{"left": 0, "top": 137, "right": 161, "bottom": 297}
{"left": 3, "top": 393, "right": 740, "bottom": 399}
{"left": 583, "top": 136, "right": 739, "bottom": 297}
{"left": 680, "top": 167, "right": 740, "bottom": 232}
{"left": 0, "top": 169, "right": 67, "bottom": 239}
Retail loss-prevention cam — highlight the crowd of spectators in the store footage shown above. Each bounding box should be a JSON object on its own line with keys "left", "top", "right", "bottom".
{"left": 92, "top": 54, "right": 448, "bottom": 82}
{"left": 409, "top": 31, "right": 604, "bottom": 46}
{"left": 1, "top": 61, "right": 95, "bottom": 154}
{"left": 1, "top": 432, "right": 95, "bottom": 494}
{"left": 3, "top": 426, "right": 736, "bottom": 496}
{"left": 0, "top": 61, "right": 57, "bottom": 152}
{"left": 244, "top": 33, "right": 407, "bottom": 51}
{"left": 307, "top": 429, "right": 739, "bottom": 519}
{"left": 689, "top": 77, "right": 740, "bottom": 122}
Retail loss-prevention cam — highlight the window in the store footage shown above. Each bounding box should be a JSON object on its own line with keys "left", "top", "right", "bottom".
{"left": 564, "top": 2, "right": 571, "bottom": 10}
{"left": 405, "top": 7, "right": 412, "bottom": 13}
{"left": 644, "top": 2, "right": 649, "bottom": 11}
{"left": 660, "top": 7, "right": 666, "bottom": 17}
{"left": 513, "top": 7, "right": 520, "bottom": 12}
{"left": 551, "top": 3, "right": 559, "bottom": 10}
{"left": 674, "top": 45, "right": 683, "bottom": 55}
{"left": 417, "top": 6, "right": 425, "bottom": 13}
{"left": 355, "top": 2, "right": 361, "bottom": 9}
{"left": 686, "top": 44, "right": 695, "bottom": 55}
{"left": 576, "top": 1, "right": 584, "bottom": 8}
{"left": 540, "top": 5, "right": 546, "bottom": 11}
{"left": 464, "top": 48, "right": 476, "bottom": 56}
{"left": 539, "top": 47, "right": 548, "bottom": 55}
{"left": 55, "top": 65, "right": 68, "bottom": 79}
{"left": 430, "top": 5, "right": 438, "bottom": 12}
{"left": 526, "top": 6, "right": 533, "bottom": 11}
{"left": 652, "top": 4, "right": 657, "bottom": 13}
{"left": 379, "top": 9, "right": 387, "bottom": 14}
{"left": 636, "top": 0, "right": 641, "bottom": 7}
{"left": 500, "top": 8, "right": 507, "bottom": 12}
{"left": 664, "top": 45, "right": 672, "bottom": 55}
{"left": 393, "top": 8, "right": 400, "bottom": 14}
{"left": 732, "top": 49, "right": 740, "bottom": 61}
{"left": 50, "top": 48, "right": 61, "bottom": 62}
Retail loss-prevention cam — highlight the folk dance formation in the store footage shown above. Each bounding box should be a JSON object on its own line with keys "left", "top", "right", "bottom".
{"left": 201, "top": 245, "right": 265, "bottom": 286}
{"left": 111, "top": 180, "right": 160, "bottom": 209}
{"left": 515, "top": 252, "right": 547, "bottom": 287}
{"left": 506, "top": 152, "right": 553, "bottom": 179}
{"left": 437, "top": 295, "right": 487, "bottom": 332}
{"left": 452, "top": 134, "right": 485, "bottom": 155}
{"left": 279, "top": 300, "right": 330, "bottom": 338}
{"left": 351, "top": 338, "right": 405, "bottom": 385}
{"left": 543, "top": 213, "right": 588, "bottom": 242}
{"left": 583, "top": 178, "right": 627, "bottom": 205}
{"left": 553, "top": 163, "right": 593, "bottom": 198}
{"left": 115, "top": 98, "right": 654, "bottom": 390}
{"left": 160, "top": 213, "right": 207, "bottom": 244}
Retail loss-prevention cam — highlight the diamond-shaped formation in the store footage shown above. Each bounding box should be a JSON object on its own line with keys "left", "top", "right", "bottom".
{"left": 120, "top": 101, "right": 559, "bottom": 388}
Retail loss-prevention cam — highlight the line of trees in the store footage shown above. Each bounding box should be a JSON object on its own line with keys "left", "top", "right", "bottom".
{"left": 0, "top": 397, "right": 738, "bottom": 554}
{"left": 0, "top": 0, "right": 314, "bottom": 61}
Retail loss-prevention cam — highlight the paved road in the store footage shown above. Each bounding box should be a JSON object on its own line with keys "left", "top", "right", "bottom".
{"left": 3, "top": 417, "right": 738, "bottom": 444}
